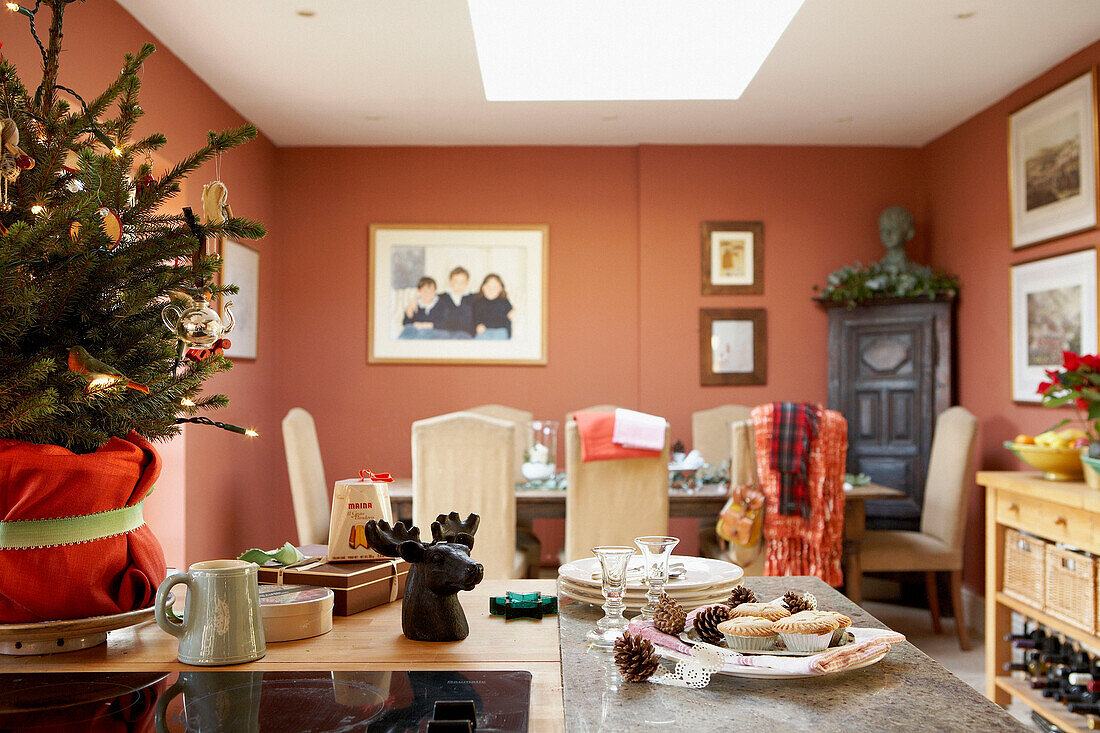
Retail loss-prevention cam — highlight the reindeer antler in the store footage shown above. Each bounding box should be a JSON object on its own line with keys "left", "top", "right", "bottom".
{"left": 431, "top": 512, "right": 480, "bottom": 549}
{"left": 364, "top": 519, "right": 424, "bottom": 558}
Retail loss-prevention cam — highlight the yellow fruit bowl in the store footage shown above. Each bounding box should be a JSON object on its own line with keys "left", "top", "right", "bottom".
{"left": 1004, "top": 441, "right": 1085, "bottom": 481}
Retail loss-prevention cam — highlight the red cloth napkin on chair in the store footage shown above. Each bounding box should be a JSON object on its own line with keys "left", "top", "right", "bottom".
{"left": 573, "top": 411, "right": 662, "bottom": 462}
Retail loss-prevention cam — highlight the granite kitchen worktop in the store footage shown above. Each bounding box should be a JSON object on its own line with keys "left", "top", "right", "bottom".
{"left": 558, "top": 575, "right": 1025, "bottom": 732}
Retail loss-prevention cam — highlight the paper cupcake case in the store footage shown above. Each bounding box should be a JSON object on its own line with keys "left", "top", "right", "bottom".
{"left": 775, "top": 630, "right": 834, "bottom": 653}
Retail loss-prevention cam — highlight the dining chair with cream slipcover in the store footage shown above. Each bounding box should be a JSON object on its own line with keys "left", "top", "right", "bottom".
{"left": 465, "top": 404, "right": 540, "bottom": 574}
{"left": 718, "top": 418, "right": 765, "bottom": 575}
{"left": 858, "top": 406, "right": 979, "bottom": 650}
{"left": 692, "top": 404, "right": 753, "bottom": 467}
{"left": 466, "top": 404, "right": 533, "bottom": 484}
{"left": 282, "top": 407, "right": 331, "bottom": 546}
{"left": 412, "top": 411, "right": 525, "bottom": 580}
{"left": 563, "top": 417, "right": 670, "bottom": 563}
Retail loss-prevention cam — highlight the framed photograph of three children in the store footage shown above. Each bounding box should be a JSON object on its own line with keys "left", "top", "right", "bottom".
{"left": 368, "top": 224, "right": 548, "bottom": 364}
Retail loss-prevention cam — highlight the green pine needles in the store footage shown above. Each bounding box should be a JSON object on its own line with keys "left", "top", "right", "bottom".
{"left": 0, "top": 2, "right": 265, "bottom": 453}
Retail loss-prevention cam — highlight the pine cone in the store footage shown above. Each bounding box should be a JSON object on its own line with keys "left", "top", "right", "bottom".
{"left": 614, "top": 631, "right": 661, "bottom": 682}
{"left": 782, "top": 590, "right": 818, "bottom": 613}
{"left": 726, "top": 585, "right": 757, "bottom": 608}
{"left": 654, "top": 593, "right": 687, "bottom": 635}
{"left": 693, "top": 604, "right": 732, "bottom": 645}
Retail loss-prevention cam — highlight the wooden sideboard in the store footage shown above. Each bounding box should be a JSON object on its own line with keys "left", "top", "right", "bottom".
{"left": 980, "top": 470, "right": 1100, "bottom": 731}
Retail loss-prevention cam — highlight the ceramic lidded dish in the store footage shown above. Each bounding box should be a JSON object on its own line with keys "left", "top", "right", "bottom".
{"left": 258, "top": 585, "right": 334, "bottom": 642}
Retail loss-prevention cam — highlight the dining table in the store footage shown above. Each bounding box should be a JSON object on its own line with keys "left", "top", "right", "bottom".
{"left": 386, "top": 480, "right": 903, "bottom": 604}
{"left": 2, "top": 577, "right": 1023, "bottom": 731}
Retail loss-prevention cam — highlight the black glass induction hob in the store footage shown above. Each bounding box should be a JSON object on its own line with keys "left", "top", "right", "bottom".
{"left": 0, "top": 669, "right": 531, "bottom": 732}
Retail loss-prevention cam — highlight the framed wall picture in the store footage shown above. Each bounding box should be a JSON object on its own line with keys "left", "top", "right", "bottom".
{"left": 217, "top": 239, "right": 259, "bottom": 360}
{"left": 1009, "top": 69, "right": 1100, "bottom": 249}
{"left": 701, "top": 221, "right": 764, "bottom": 295}
{"left": 699, "top": 308, "right": 766, "bottom": 386}
{"left": 368, "top": 224, "right": 548, "bottom": 364}
{"left": 1011, "top": 248, "right": 1098, "bottom": 402}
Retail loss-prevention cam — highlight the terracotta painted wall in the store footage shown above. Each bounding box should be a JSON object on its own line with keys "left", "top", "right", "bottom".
{"left": 272, "top": 144, "right": 926, "bottom": 557}
{"left": 923, "top": 38, "right": 1100, "bottom": 592}
{"left": 3, "top": 1, "right": 291, "bottom": 565}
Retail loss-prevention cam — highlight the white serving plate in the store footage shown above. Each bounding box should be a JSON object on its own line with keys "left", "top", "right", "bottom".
{"left": 558, "top": 555, "right": 743, "bottom": 592}
{"left": 557, "top": 578, "right": 740, "bottom": 604}
{"left": 557, "top": 583, "right": 734, "bottom": 612}
{"left": 657, "top": 644, "right": 889, "bottom": 679}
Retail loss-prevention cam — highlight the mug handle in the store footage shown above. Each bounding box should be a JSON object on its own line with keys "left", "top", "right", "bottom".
{"left": 153, "top": 678, "right": 187, "bottom": 733}
{"left": 155, "top": 572, "right": 194, "bottom": 639}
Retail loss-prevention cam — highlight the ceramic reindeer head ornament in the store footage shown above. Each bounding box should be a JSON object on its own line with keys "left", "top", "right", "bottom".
{"left": 364, "top": 512, "right": 484, "bottom": 641}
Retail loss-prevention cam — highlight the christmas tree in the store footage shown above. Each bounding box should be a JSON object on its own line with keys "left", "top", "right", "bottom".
{"left": 0, "top": 0, "right": 264, "bottom": 453}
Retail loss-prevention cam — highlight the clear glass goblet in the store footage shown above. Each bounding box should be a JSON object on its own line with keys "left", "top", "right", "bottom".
{"left": 634, "top": 536, "right": 680, "bottom": 620}
{"left": 586, "top": 546, "right": 636, "bottom": 649}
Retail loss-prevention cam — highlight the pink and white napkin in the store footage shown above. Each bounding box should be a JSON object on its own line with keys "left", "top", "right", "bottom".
{"left": 612, "top": 408, "right": 667, "bottom": 451}
{"left": 629, "top": 615, "right": 905, "bottom": 678}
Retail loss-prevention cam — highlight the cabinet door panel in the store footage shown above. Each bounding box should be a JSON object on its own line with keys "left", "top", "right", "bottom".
{"left": 828, "top": 302, "right": 952, "bottom": 531}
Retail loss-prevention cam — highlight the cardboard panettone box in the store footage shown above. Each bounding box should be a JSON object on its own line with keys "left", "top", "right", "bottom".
{"left": 256, "top": 544, "right": 410, "bottom": 616}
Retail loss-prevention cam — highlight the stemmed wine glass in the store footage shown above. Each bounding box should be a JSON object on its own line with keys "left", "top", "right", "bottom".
{"left": 634, "top": 536, "right": 680, "bottom": 620}
{"left": 586, "top": 546, "right": 636, "bottom": 649}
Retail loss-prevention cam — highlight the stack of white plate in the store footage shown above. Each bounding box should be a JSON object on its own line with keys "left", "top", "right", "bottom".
{"left": 557, "top": 555, "right": 744, "bottom": 612}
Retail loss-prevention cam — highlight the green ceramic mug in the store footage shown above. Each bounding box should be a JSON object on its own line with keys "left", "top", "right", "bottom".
{"left": 155, "top": 559, "right": 266, "bottom": 666}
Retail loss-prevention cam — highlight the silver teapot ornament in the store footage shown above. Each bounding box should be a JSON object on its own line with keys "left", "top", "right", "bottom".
{"left": 161, "top": 293, "right": 234, "bottom": 348}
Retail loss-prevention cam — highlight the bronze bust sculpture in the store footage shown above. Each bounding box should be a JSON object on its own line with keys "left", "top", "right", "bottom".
{"left": 878, "top": 205, "right": 915, "bottom": 270}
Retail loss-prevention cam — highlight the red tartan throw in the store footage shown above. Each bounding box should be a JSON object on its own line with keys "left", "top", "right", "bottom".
{"left": 769, "top": 402, "right": 821, "bottom": 520}
{"left": 754, "top": 403, "right": 847, "bottom": 587}
{"left": 0, "top": 432, "right": 167, "bottom": 622}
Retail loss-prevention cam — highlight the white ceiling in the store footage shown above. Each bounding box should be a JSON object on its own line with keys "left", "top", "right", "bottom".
{"left": 116, "top": 0, "right": 1100, "bottom": 148}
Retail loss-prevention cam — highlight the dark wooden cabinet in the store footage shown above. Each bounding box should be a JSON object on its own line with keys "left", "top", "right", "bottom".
{"left": 825, "top": 298, "right": 955, "bottom": 530}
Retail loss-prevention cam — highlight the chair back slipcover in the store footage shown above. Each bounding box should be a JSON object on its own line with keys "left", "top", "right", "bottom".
{"left": 692, "top": 404, "right": 753, "bottom": 467}
{"left": 919, "top": 406, "right": 979, "bottom": 552}
{"left": 282, "top": 407, "right": 331, "bottom": 546}
{"left": 466, "top": 404, "right": 533, "bottom": 484}
{"left": 412, "top": 411, "right": 518, "bottom": 579}
{"left": 729, "top": 418, "right": 757, "bottom": 488}
{"left": 563, "top": 418, "right": 670, "bottom": 563}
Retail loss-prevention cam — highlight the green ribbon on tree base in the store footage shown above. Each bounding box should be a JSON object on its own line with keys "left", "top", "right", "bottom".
{"left": 0, "top": 500, "right": 147, "bottom": 550}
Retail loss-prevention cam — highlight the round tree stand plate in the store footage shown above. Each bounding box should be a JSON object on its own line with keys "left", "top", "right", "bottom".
{"left": 0, "top": 594, "right": 171, "bottom": 655}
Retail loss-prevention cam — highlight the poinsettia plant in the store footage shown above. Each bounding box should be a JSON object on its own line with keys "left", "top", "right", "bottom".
{"left": 1037, "top": 351, "right": 1100, "bottom": 448}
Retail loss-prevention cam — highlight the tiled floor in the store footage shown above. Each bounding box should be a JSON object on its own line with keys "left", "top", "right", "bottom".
{"left": 863, "top": 600, "right": 1035, "bottom": 729}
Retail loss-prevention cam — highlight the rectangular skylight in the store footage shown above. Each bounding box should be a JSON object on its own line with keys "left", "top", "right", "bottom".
{"left": 467, "top": 0, "right": 805, "bottom": 101}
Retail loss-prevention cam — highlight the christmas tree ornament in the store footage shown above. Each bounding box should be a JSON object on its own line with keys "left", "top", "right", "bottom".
{"left": 97, "top": 207, "right": 122, "bottom": 246}
{"left": 136, "top": 172, "right": 155, "bottom": 197}
{"left": 185, "top": 337, "right": 230, "bottom": 362}
{"left": 67, "top": 346, "right": 150, "bottom": 394}
{"left": 613, "top": 631, "right": 661, "bottom": 682}
{"left": 69, "top": 220, "right": 81, "bottom": 240}
{"left": 161, "top": 292, "right": 235, "bottom": 348}
{"left": 14, "top": 153, "right": 33, "bottom": 170}
{"left": 201, "top": 180, "right": 232, "bottom": 225}
{"left": 693, "top": 604, "right": 732, "bottom": 645}
{"left": 653, "top": 593, "right": 687, "bottom": 635}
{"left": 782, "top": 590, "right": 817, "bottom": 613}
{"left": 726, "top": 585, "right": 758, "bottom": 608}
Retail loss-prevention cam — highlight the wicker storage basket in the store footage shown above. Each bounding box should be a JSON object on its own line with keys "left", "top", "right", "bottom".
{"left": 1003, "top": 529, "right": 1046, "bottom": 609}
{"left": 1045, "top": 544, "right": 1097, "bottom": 634}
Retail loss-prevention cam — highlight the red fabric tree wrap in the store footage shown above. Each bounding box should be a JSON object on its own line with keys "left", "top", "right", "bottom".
{"left": 0, "top": 432, "right": 167, "bottom": 622}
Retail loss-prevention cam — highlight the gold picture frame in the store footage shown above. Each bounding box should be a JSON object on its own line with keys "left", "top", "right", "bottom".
{"left": 1009, "top": 247, "right": 1098, "bottom": 403}
{"left": 368, "top": 224, "right": 549, "bottom": 365}
{"left": 1009, "top": 68, "right": 1100, "bottom": 249}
